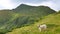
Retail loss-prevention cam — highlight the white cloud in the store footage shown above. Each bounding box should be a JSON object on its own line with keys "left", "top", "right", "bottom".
{"left": 38, "top": 1, "right": 60, "bottom": 11}
{"left": 0, "top": 0, "right": 15, "bottom": 9}
{"left": 38, "top": 1, "right": 57, "bottom": 11}
{"left": 24, "top": 1, "right": 59, "bottom": 11}
{"left": 0, "top": 0, "right": 60, "bottom": 11}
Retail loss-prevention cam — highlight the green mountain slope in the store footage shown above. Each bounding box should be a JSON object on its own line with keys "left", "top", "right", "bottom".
{"left": 0, "top": 10, "right": 16, "bottom": 34}
{"left": 13, "top": 4, "right": 55, "bottom": 16}
{"left": 12, "top": 4, "right": 56, "bottom": 27}
{"left": 6, "top": 13, "right": 60, "bottom": 34}
{"left": 0, "top": 4, "right": 56, "bottom": 34}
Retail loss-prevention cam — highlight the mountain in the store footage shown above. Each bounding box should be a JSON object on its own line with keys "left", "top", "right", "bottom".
{"left": 10, "top": 4, "right": 56, "bottom": 29}
{"left": 0, "top": 4, "right": 56, "bottom": 34}
{"left": 13, "top": 4, "right": 56, "bottom": 15}
{"left": 12, "top": 4, "right": 56, "bottom": 25}
{"left": 6, "top": 13, "right": 60, "bottom": 34}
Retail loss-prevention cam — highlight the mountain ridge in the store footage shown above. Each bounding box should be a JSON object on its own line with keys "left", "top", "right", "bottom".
{"left": 13, "top": 4, "right": 55, "bottom": 12}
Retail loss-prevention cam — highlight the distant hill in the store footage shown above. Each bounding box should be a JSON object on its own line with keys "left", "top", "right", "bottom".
{"left": 0, "top": 4, "right": 56, "bottom": 34}
{"left": 13, "top": 4, "right": 55, "bottom": 15}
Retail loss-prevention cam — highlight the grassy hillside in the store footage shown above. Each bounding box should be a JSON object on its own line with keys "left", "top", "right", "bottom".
{"left": 0, "top": 4, "right": 56, "bottom": 34}
{"left": 11, "top": 4, "right": 56, "bottom": 28}
{"left": 6, "top": 13, "right": 60, "bottom": 34}
{"left": 0, "top": 10, "right": 17, "bottom": 34}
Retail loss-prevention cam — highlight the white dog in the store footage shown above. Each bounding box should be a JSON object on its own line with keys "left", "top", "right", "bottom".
{"left": 38, "top": 24, "right": 47, "bottom": 32}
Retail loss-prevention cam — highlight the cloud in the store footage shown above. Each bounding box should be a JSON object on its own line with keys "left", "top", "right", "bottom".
{"left": 38, "top": 1, "right": 57, "bottom": 11}
{"left": 0, "top": 0, "right": 15, "bottom": 9}
{"left": 22, "top": 0, "right": 60, "bottom": 11}
{"left": 0, "top": 0, "right": 60, "bottom": 11}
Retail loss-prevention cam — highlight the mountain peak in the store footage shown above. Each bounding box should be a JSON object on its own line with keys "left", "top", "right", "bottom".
{"left": 20, "top": 4, "right": 28, "bottom": 6}
{"left": 13, "top": 4, "right": 56, "bottom": 14}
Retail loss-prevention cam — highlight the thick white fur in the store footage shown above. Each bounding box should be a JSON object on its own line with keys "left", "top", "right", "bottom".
{"left": 38, "top": 24, "right": 47, "bottom": 32}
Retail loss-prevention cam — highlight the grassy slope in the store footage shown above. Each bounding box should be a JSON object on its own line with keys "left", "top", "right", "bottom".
{"left": 0, "top": 5, "right": 56, "bottom": 34}
{"left": 6, "top": 13, "right": 60, "bottom": 34}
{"left": 11, "top": 4, "right": 56, "bottom": 28}
{"left": 0, "top": 10, "right": 18, "bottom": 34}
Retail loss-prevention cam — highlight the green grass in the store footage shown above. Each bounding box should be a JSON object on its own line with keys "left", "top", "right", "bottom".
{"left": 0, "top": 4, "right": 56, "bottom": 34}
{"left": 6, "top": 13, "right": 60, "bottom": 34}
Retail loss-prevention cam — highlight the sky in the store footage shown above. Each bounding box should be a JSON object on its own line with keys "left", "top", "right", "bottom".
{"left": 0, "top": 0, "right": 60, "bottom": 11}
